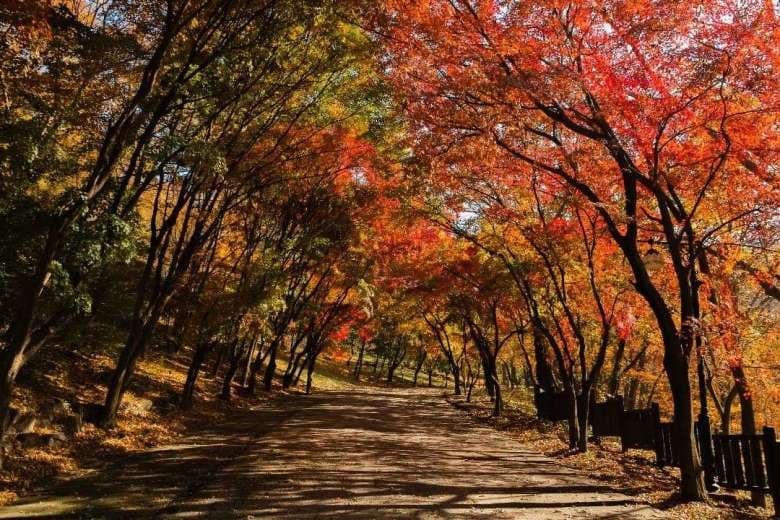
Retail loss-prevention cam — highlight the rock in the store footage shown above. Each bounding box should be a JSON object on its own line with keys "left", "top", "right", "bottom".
{"left": 41, "top": 398, "right": 72, "bottom": 421}
{"left": 17, "top": 432, "right": 67, "bottom": 449}
{"left": 125, "top": 398, "right": 154, "bottom": 415}
{"left": 10, "top": 413, "right": 37, "bottom": 434}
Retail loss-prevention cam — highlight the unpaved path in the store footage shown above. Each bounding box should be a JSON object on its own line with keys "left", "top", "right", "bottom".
{"left": 0, "top": 388, "right": 662, "bottom": 519}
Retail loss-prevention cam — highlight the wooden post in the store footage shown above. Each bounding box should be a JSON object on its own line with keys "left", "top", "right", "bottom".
{"left": 762, "top": 427, "right": 779, "bottom": 518}
{"left": 652, "top": 403, "right": 663, "bottom": 465}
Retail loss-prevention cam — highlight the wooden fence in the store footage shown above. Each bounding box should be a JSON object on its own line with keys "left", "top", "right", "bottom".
{"left": 655, "top": 420, "right": 705, "bottom": 468}
{"left": 533, "top": 386, "right": 570, "bottom": 422}
{"left": 533, "top": 385, "right": 597, "bottom": 423}
{"left": 620, "top": 404, "right": 660, "bottom": 452}
{"left": 580, "top": 396, "right": 780, "bottom": 516}
{"left": 711, "top": 427, "right": 780, "bottom": 513}
{"left": 590, "top": 396, "right": 624, "bottom": 437}
{"left": 533, "top": 391, "right": 779, "bottom": 516}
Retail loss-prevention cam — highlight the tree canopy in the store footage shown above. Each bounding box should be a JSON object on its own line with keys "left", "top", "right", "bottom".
{"left": 0, "top": 0, "right": 778, "bottom": 507}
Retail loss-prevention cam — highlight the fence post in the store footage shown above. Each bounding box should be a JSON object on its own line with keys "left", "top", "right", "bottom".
{"left": 763, "top": 427, "right": 779, "bottom": 518}
{"left": 652, "top": 403, "right": 663, "bottom": 466}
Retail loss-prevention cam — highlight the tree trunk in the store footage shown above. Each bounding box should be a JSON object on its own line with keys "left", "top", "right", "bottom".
{"left": 625, "top": 348, "right": 647, "bottom": 410}
{"left": 0, "top": 349, "right": 24, "bottom": 437}
{"left": 210, "top": 342, "right": 226, "bottom": 378}
{"left": 665, "top": 353, "right": 706, "bottom": 500}
{"left": 451, "top": 363, "right": 462, "bottom": 395}
{"left": 221, "top": 342, "right": 243, "bottom": 401}
{"left": 577, "top": 388, "right": 592, "bottom": 453}
{"left": 386, "top": 346, "right": 406, "bottom": 384}
{"left": 102, "top": 312, "right": 158, "bottom": 427}
{"left": 247, "top": 336, "right": 278, "bottom": 394}
{"left": 482, "top": 355, "right": 495, "bottom": 401}
{"left": 608, "top": 339, "right": 626, "bottom": 396}
{"left": 0, "top": 226, "right": 67, "bottom": 432}
{"left": 720, "top": 385, "right": 738, "bottom": 435}
{"left": 413, "top": 350, "right": 426, "bottom": 386}
{"left": 491, "top": 370, "right": 502, "bottom": 417}
{"left": 354, "top": 341, "right": 366, "bottom": 381}
{"left": 534, "top": 328, "right": 555, "bottom": 393}
{"left": 283, "top": 349, "right": 306, "bottom": 389}
{"left": 387, "top": 363, "right": 397, "bottom": 383}
{"left": 181, "top": 340, "right": 212, "bottom": 409}
{"left": 465, "top": 363, "right": 480, "bottom": 402}
{"left": 262, "top": 341, "right": 279, "bottom": 391}
{"left": 565, "top": 383, "right": 580, "bottom": 449}
{"left": 733, "top": 366, "right": 765, "bottom": 507}
{"left": 242, "top": 339, "right": 257, "bottom": 388}
{"left": 305, "top": 350, "right": 318, "bottom": 395}
{"left": 293, "top": 358, "right": 306, "bottom": 386}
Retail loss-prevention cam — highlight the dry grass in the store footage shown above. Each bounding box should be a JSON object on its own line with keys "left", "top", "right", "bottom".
{"left": 447, "top": 389, "right": 774, "bottom": 520}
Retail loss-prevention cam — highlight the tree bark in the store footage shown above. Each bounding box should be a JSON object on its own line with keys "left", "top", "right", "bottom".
{"left": 732, "top": 366, "right": 765, "bottom": 506}
{"left": 262, "top": 340, "right": 279, "bottom": 391}
{"left": 608, "top": 339, "right": 626, "bottom": 396}
{"left": 412, "top": 350, "right": 427, "bottom": 386}
{"left": 354, "top": 340, "right": 366, "bottom": 381}
{"left": 181, "top": 340, "right": 213, "bottom": 409}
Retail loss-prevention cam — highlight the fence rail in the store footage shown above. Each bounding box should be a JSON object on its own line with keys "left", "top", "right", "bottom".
{"left": 536, "top": 393, "right": 780, "bottom": 516}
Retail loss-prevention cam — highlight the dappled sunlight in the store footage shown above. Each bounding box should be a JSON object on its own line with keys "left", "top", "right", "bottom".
{"left": 0, "top": 389, "right": 661, "bottom": 519}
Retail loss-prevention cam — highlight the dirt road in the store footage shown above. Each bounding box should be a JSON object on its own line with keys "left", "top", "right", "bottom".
{"left": 0, "top": 388, "right": 662, "bottom": 519}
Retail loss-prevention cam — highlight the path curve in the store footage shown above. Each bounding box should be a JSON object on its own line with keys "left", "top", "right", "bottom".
{"left": 0, "top": 388, "right": 662, "bottom": 519}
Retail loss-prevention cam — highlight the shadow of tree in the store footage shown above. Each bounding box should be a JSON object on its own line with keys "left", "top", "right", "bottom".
{"left": 0, "top": 389, "right": 662, "bottom": 519}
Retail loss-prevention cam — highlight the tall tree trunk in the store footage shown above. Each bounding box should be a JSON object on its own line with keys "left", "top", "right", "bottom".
{"left": 262, "top": 341, "right": 279, "bottom": 391}
{"left": 305, "top": 350, "right": 318, "bottom": 395}
{"left": 534, "top": 328, "right": 555, "bottom": 393}
{"left": 354, "top": 340, "right": 366, "bottom": 381}
{"left": 283, "top": 348, "right": 307, "bottom": 389}
{"left": 413, "top": 350, "right": 426, "bottom": 386}
{"left": 102, "top": 310, "right": 160, "bottom": 426}
{"left": 210, "top": 342, "right": 226, "bottom": 378}
{"left": 181, "top": 340, "right": 213, "bottom": 409}
{"left": 666, "top": 353, "right": 705, "bottom": 500}
{"left": 0, "top": 228, "right": 64, "bottom": 431}
{"left": 732, "top": 366, "right": 765, "bottom": 507}
{"left": 481, "top": 355, "right": 495, "bottom": 400}
{"left": 221, "top": 340, "right": 245, "bottom": 401}
{"left": 451, "top": 363, "right": 462, "bottom": 395}
{"left": 247, "top": 336, "right": 279, "bottom": 394}
{"left": 577, "top": 388, "right": 593, "bottom": 452}
{"left": 490, "top": 365, "right": 502, "bottom": 417}
{"left": 720, "top": 385, "right": 738, "bottom": 435}
{"left": 565, "top": 381, "right": 580, "bottom": 449}
{"left": 242, "top": 339, "right": 258, "bottom": 388}
{"left": 608, "top": 339, "right": 626, "bottom": 396}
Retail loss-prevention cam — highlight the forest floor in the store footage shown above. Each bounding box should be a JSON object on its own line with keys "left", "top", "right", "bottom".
{"left": 0, "top": 386, "right": 664, "bottom": 519}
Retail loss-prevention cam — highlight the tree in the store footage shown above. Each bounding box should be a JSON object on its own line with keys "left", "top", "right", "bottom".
{"left": 381, "top": 0, "right": 779, "bottom": 499}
